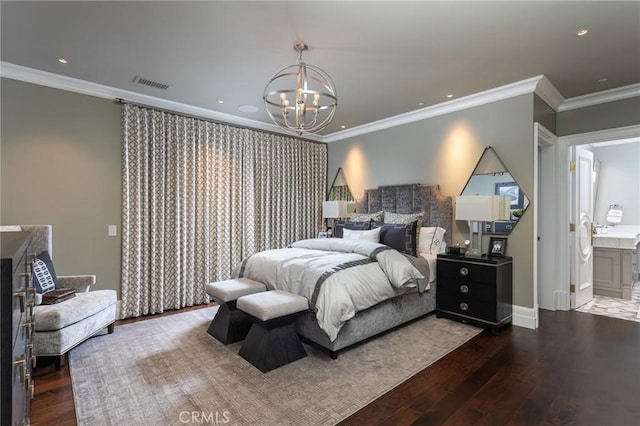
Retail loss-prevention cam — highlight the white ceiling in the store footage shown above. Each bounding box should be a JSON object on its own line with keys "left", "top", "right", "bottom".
{"left": 1, "top": 1, "right": 639, "bottom": 136}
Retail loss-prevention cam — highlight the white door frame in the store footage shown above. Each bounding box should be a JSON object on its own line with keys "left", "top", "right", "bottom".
{"left": 553, "top": 124, "right": 640, "bottom": 310}
{"left": 535, "top": 123, "right": 558, "bottom": 312}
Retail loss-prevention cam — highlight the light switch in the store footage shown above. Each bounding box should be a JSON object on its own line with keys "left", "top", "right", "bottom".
{"left": 108, "top": 225, "right": 117, "bottom": 237}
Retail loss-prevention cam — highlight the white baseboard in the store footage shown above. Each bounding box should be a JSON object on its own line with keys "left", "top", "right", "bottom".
{"left": 512, "top": 305, "right": 538, "bottom": 329}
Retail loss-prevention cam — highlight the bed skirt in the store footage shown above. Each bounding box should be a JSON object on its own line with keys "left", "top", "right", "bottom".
{"left": 295, "top": 283, "right": 437, "bottom": 357}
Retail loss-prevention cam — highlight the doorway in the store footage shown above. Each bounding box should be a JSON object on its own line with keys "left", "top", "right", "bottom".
{"left": 538, "top": 124, "right": 640, "bottom": 314}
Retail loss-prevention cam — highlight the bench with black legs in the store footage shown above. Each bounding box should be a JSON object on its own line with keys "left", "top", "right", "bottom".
{"left": 205, "top": 278, "right": 266, "bottom": 344}
{"left": 236, "top": 290, "right": 309, "bottom": 373}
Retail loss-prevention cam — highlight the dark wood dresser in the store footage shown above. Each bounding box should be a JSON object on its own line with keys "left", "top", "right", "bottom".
{"left": 1, "top": 231, "right": 35, "bottom": 426}
{"left": 436, "top": 253, "right": 513, "bottom": 334}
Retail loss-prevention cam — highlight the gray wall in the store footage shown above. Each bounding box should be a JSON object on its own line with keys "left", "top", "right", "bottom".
{"left": 327, "top": 94, "right": 536, "bottom": 308}
{"left": 593, "top": 142, "right": 640, "bottom": 226}
{"left": 557, "top": 96, "right": 640, "bottom": 136}
{"left": 1, "top": 78, "right": 122, "bottom": 296}
{"left": 534, "top": 94, "right": 556, "bottom": 134}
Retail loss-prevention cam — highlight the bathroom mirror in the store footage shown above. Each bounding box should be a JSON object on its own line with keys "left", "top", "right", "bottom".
{"left": 327, "top": 168, "right": 355, "bottom": 202}
{"left": 460, "top": 146, "right": 530, "bottom": 235}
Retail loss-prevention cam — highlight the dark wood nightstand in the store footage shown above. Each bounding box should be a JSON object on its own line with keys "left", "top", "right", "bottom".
{"left": 436, "top": 253, "right": 513, "bottom": 334}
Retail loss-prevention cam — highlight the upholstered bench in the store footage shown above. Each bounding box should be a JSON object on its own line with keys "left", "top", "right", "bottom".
{"left": 237, "top": 290, "right": 309, "bottom": 373}
{"left": 205, "top": 278, "right": 266, "bottom": 344}
{"left": 34, "top": 289, "right": 117, "bottom": 368}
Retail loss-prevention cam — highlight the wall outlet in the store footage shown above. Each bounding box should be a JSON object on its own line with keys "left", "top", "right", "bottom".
{"left": 108, "top": 225, "right": 117, "bottom": 237}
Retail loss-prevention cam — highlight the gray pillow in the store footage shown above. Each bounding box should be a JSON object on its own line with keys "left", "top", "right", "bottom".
{"left": 333, "top": 220, "right": 370, "bottom": 238}
{"left": 383, "top": 212, "right": 425, "bottom": 250}
{"left": 371, "top": 221, "right": 418, "bottom": 256}
{"left": 384, "top": 211, "right": 424, "bottom": 225}
{"left": 349, "top": 211, "right": 383, "bottom": 222}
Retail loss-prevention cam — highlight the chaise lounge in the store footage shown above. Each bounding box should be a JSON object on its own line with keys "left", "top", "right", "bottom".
{"left": 6, "top": 225, "right": 117, "bottom": 369}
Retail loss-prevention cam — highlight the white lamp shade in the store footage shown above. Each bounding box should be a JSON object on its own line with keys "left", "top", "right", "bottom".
{"left": 455, "top": 195, "right": 511, "bottom": 222}
{"left": 322, "top": 200, "right": 348, "bottom": 219}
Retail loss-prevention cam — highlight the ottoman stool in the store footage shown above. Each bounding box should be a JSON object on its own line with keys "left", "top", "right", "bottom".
{"left": 237, "top": 290, "right": 309, "bottom": 373}
{"left": 205, "top": 278, "right": 266, "bottom": 344}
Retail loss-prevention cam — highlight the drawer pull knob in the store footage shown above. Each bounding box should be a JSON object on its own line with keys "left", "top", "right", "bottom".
{"left": 13, "top": 357, "right": 26, "bottom": 382}
{"left": 460, "top": 284, "right": 469, "bottom": 294}
{"left": 459, "top": 267, "right": 469, "bottom": 276}
{"left": 460, "top": 302, "right": 469, "bottom": 311}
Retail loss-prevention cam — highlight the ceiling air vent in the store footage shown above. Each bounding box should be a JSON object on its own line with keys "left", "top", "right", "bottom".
{"left": 132, "top": 75, "right": 171, "bottom": 90}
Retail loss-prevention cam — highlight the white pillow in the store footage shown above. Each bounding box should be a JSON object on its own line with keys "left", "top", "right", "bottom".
{"left": 419, "top": 227, "right": 447, "bottom": 255}
{"left": 342, "top": 227, "right": 381, "bottom": 243}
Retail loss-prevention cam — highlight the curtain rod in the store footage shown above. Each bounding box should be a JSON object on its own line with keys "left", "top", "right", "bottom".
{"left": 115, "top": 98, "right": 325, "bottom": 145}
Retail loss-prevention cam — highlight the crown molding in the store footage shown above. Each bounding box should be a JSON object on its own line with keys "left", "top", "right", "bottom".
{"left": 558, "top": 83, "right": 640, "bottom": 112}
{"left": 324, "top": 76, "right": 544, "bottom": 143}
{"left": 4, "top": 61, "right": 637, "bottom": 145}
{"left": 557, "top": 124, "right": 640, "bottom": 146}
{"left": 0, "top": 61, "right": 326, "bottom": 142}
{"left": 534, "top": 75, "right": 565, "bottom": 111}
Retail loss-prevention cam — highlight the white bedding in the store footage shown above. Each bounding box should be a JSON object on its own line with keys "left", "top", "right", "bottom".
{"left": 234, "top": 238, "right": 429, "bottom": 341}
{"left": 419, "top": 252, "right": 438, "bottom": 283}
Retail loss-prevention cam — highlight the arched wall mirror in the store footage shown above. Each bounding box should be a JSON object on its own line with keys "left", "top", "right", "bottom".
{"left": 460, "top": 146, "right": 530, "bottom": 235}
{"left": 327, "top": 168, "right": 355, "bottom": 202}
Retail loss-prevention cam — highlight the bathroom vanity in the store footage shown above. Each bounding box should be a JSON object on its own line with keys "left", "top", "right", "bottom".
{"left": 593, "top": 225, "right": 640, "bottom": 300}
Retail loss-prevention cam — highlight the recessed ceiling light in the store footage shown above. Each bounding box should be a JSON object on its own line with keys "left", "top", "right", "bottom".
{"left": 576, "top": 29, "right": 588, "bottom": 36}
{"left": 57, "top": 58, "right": 68, "bottom": 64}
{"left": 341, "top": 125, "right": 346, "bottom": 129}
{"left": 238, "top": 105, "right": 259, "bottom": 113}
{"left": 446, "top": 94, "right": 454, "bottom": 98}
{"left": 597, "top": 78, "right": 608, "bottom": 83}
{"left": 417, "top": 102, "right": 425, "bottom": 106}
{"left": 217, "top": 99, "right": 224, "bottom": 104}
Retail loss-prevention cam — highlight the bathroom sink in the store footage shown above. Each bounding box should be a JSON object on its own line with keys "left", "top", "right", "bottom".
{"left": 593, "top": 225, "right": 640, "bottom": 249}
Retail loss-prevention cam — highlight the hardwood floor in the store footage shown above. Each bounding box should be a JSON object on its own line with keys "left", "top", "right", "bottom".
{"left": 30, "top": 304, "right": 211, "bottom": 426}
{"left": 31, "top": 308, "right": 639, "bottom": 426}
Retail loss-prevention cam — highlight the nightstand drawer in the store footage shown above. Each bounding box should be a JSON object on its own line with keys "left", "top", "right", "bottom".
{"left": 437, "top": 279, "right": 496, "bottom": 303}
{"left": 437, "top": 259, "right": 496, "bottom": 285}
{"left": 436, "top": 254, "right": 512, "bottom": 334}
{"left": 437, "top": 293, "right": 496, "bottom": 322}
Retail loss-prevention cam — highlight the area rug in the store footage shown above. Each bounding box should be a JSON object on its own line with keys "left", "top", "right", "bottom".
{"left": 69, "top": 306, "right": 481, "bottom": 426}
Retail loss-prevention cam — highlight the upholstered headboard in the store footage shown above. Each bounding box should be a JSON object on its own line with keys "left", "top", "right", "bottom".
{"left": 356, "top": 184, "right": 453, "bottom": 244}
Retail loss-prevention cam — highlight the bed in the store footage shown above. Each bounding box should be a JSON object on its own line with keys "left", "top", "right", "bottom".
{"left": 237, "top": 184, "right": 452, "bottom": 358}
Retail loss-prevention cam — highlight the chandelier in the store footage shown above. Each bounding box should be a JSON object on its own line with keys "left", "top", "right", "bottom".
{"left": 263, "top": 43, "right": 338, "bottom": 136}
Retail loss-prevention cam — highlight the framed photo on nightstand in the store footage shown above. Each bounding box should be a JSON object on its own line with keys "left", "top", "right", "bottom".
{"left": 488, "top": 237, "right": 507, "bottom": 257}
{"left": 317, "top": 231, "right": 328, "bottom": 238}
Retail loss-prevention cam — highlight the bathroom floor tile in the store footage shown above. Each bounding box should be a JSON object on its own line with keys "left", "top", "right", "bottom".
{"left": 576, "top": 284, "right": 640, "bottom": 322}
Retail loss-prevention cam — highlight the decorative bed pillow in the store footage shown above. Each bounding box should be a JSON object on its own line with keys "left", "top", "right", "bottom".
{"left": 333, "top": 220, "right": 370, "bottom": 238}
{"left": 371, "top": 221, "right": 418, "bottom": 256}
{"left": 349, "top": 211, "right": 383, "bottom": 222}
{"left": 384, "top": 211, "right": 424, "bottom": 225}
{"left": 418, "top": 226, "right": 447, "bottom": 255}
{"left": 382, "top": 212, "right": 424, "bottom": 251}
{"left": 32, "top": 251, "right": 59, "bottom": 294}
{"left": 342, "top": 227, "right": 381, "bottom": 243}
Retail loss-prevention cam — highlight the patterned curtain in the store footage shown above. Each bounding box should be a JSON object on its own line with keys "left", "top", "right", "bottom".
{"left": 243, "top": 134, "right": 326, "bottom": 254}
{"left": 120, "top": 104, "right": 326, "bottom": 318}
